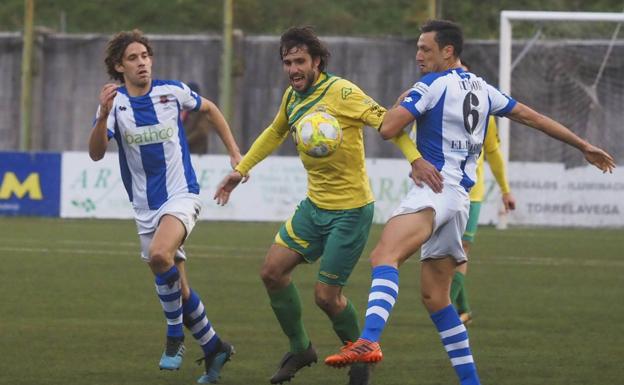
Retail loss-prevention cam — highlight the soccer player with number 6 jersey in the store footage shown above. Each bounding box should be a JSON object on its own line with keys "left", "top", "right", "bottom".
{"left": 88, "top": 29, "right": 243, "bottom": 384}
{"left": 324, "top": 19, "right": 615, "bottom": 385}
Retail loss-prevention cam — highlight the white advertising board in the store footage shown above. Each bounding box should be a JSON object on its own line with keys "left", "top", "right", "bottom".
{"left": 61, "top": 152, "right": 623, "bottom": 227}
{"left": 480, "top": 162, "right": 623, "bottom": 227}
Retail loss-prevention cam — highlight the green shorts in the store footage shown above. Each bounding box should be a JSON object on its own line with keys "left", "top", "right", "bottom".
{"left": 275, "top": 198, "right": 374, "bottom": 286}
{"left": 462, "top": 201, "right": 482, "bottom": 243}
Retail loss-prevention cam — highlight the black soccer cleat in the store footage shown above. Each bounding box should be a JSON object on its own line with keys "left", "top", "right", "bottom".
{"left": 269, "top": 343, "right": 318, "bottom": 384}
{"left": 347, "top": 363, "right": 372, "bottom": 385}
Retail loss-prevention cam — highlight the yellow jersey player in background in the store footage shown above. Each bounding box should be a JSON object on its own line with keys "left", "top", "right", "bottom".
{"left": 215, "top": 26, "right": 421, "bottom": 385}
{"left": 453, "top": 115, "right": 516, "bottom": 324}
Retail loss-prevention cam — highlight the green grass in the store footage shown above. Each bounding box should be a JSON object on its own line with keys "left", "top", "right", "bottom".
{"left": 1, "top": 217, "right": 623, "bottom": 385}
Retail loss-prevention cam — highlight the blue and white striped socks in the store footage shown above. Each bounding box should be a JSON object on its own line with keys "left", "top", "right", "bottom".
{"left": 431, "top": 304, "right": 481, "bottom": 385}
{"left": 155, "top": 265, "right": 184, "bottom": 338}
{"left": 361, "top": 265, "right": 399, "bottom": 342}
{"left": 183, "top": 289, "right": 220, "bottom": 356}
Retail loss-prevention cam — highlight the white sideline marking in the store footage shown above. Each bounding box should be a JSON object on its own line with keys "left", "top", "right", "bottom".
{"left": 1, "top": 243, "right": 623, "bottom": 268}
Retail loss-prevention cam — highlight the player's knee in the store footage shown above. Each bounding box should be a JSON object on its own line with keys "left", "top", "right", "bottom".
{"left": 148, "top": 248, "right": 171, "bottom": 270}
{"left": 370, "top": 244, "right": 402, "bottom": 267}
{"left": 420, "top": 292, "right": 436, "bottom": 311}
{"left": 260, "top": 265, "right": 284, "bottom": 291}
{"left": 420, "top": 290, "right": 446, "bottom": 312}
{"left": 314, "top": 290, "right": 339, "bottom": 313}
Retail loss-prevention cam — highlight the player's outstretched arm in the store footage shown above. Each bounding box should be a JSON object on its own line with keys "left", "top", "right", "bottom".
{"left": 89, "top": 83, "right": 117, "bottom": 161}
{"left": 199, "top": 97, "right": 244, "bottom": 171}
{"left": 214, "top": 171, "right": 244, "bottom": 206}
{"left": 507, "top": 102, "right": 616, "bottom": 173}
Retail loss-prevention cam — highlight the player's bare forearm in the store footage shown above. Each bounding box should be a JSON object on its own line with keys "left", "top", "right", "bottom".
{"left": 508, "top": 103, "right": 588, "bottom": 151}
{"left": 88, "top": 117, "right": 109, "bottom": 161}
{"left": 90, "top": 83, "right": 117, "bottom": 161}
{"left": 379, "top": 105, "right": 414, "bottom": 140}
{"left": 200, "top": 98, "right": 241, "bottom": 157}
{"left": 508, "top": 102, "right": 615, "bottom": 172}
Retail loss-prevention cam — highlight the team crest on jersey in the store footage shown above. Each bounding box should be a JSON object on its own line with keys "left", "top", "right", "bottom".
{"left": 160, "top": 95, "right": 169, "bottom": 104}
{"left": 314, "top": 105, "right": 328, "bottom": 112}
{"left": 341, "top": 87, "right": 352, "bottom": 100}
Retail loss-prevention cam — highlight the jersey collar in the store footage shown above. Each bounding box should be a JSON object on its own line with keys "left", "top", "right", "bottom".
{"left": 294, "top": 72, "right": 333, "bottom": 98}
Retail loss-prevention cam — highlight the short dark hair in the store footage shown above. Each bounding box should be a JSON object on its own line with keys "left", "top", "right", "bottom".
{"left": 104, "top": 29, "right": 153, "bottom": 83}
{"left": 420, "top": 20, "right": 463, "bottom": 58}
{"left": 279, "top": 26, "right": 330, "bottom": 72}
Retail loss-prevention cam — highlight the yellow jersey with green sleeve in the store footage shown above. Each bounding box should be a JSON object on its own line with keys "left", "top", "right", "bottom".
{"left": 469, "top": 116, "right": 511, "bottom": 202}
{"left": 236, "top": 72, "right": 387, "bottom": 210}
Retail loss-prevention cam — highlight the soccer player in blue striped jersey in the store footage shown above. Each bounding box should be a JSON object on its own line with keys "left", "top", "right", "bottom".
{"left": 89, "top": 30, "right": 241, "bottom": 383}
{"left": 325, "top": 20, "right": 615, "bottom": 385}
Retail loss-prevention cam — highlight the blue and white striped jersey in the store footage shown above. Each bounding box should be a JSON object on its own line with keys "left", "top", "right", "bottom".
{"left": 400, "top": 68, "right": 516, "bottom": 191}
{"left": 95, "top": 80, "right": 201, "bottom": 210}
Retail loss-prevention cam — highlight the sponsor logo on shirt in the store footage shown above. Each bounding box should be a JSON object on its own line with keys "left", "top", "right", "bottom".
{"left": 450, "top": 140, "right": 482, "bottom": 155}
{"left": 124, "top": 123, "right": 176, "bottom": 145}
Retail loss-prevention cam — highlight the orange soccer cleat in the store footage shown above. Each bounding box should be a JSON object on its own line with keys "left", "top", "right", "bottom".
{"left": 324, "top": 339, "right": 383, "bottom": 367}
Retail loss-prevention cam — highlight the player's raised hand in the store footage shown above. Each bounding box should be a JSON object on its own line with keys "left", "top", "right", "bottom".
{"left": 99, "top": 83, "right": 118, "bottom": 116}
{"left": 582, "top": 144, "right": 616, "bottom": 173}
{"left": 410, "top": 158, "right": 443, "bottom": 193}
{"left": 502, "top": 192, "right": 516, "bottom": 212}
{"left": 214, "top": 171, "right": 244, "bottom": 206}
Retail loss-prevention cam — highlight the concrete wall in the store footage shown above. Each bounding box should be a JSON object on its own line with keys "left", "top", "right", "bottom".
{"left": 1, "top": 32, "right": 622, "bottom": 167}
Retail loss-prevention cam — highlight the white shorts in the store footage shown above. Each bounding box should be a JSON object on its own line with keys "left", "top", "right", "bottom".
{"left": 134, "top": 193, "right": 203, "bottom": 262}
{"left": 391, "top": 183, "right": 470, "bottom": 263}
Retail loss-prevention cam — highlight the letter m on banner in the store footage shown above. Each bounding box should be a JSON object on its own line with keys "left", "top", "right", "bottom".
{"left": 0, "top": 152, "right": 61, "bottom": 216}
{"left": 0, "top": 172, "right": 43, "bottom": 199}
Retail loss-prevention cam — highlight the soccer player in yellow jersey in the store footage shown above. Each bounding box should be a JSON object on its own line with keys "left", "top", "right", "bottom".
{"left": 215, "top": 26, "right": 421, "bottom": 385}
{"left": 452, "top": 115, "right": 516, "bottom": 324}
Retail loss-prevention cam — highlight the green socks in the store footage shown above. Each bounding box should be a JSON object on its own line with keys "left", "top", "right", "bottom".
{"left": 269, "top": 282, "right": 310, "bottom": 353}
{"left": 450, "top": 271, "right": 471, "bottom": 314}
{"left": 330, "top": 299, "right": 361, "bottom": 344}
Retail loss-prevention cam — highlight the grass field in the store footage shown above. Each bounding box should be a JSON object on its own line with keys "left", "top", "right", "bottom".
{"left": 1, "top": 217, "right": 623, "bottom": 385}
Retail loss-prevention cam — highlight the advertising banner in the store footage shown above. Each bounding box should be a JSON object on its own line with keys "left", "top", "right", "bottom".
{"left": 480, "top": 162, "right": 624, "bottom": 227}
{"left": 60, "top": 152, "right": 623, "bottom": 227}
{"left": 61, "top": 152, "right": 134, "bottom": 218}
{"left": 0, "top": 152, "right": 61, "bottom": 216}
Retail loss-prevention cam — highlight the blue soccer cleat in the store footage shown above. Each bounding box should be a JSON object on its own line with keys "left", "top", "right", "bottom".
{"left": 196, "top": 340, "right": 235, "bottom": 384}
{"left": 159, "top": 336, "right": 186, "bottom": 370}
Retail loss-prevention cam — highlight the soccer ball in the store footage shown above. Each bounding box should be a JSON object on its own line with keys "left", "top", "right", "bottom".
{"left": 294, "top": 111, "right": 342, "bottom": 158}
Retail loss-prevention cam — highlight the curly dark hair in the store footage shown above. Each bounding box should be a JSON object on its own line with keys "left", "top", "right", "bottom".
{"left": 104, "top": 29, "right": 153, "bottom": 83}
{"left": 421, "top": 19, "right": 464, "bottom": 58}
{"left": 279, "top": 26, "right": 330, "bottom": 72}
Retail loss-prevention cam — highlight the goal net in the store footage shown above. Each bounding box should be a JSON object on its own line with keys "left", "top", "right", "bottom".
{"left": 499, "top": 11, "right": 624, "bottom": 168}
